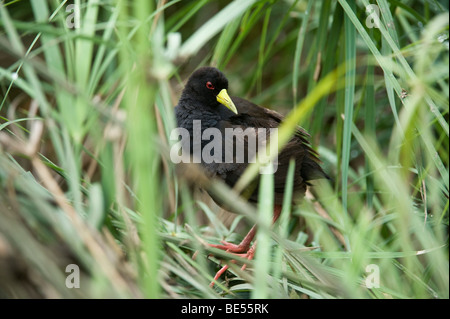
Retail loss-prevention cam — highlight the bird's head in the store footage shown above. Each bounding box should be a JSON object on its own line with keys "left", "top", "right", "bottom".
{"left": 183, "top": 67, "right": 238, "bottom": 114}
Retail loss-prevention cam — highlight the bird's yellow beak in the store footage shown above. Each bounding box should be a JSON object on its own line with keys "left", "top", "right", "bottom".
{"left": 217, "top": 89, "right": 238, "bottom": 114}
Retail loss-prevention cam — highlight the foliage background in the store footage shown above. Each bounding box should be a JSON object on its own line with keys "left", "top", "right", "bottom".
{"left": 0, "top": 0, "right": 448, "bottom": 298}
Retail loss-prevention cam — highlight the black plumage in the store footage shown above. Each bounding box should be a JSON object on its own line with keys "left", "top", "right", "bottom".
{"left": 175, "top": 67, "right": 328, "bottom": 205}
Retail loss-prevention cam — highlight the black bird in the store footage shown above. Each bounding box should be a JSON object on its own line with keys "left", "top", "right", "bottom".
{"left": 175, "top": 67, "right": 328, "bottom": 285}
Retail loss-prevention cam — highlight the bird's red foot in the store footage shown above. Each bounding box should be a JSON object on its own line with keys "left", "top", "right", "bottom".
{"left": 209, "top": 243, "right": 256, "bottom": 287}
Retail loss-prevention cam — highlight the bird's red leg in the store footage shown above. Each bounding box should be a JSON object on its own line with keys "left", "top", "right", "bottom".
{"left": 272, "top": 204, "right": 282, "bottom": 223}
{"left": 209, "top": 205, "right": 282, "bottom": 287}
{"left": 238, "top": 204, "right": 282, "bottom": 271}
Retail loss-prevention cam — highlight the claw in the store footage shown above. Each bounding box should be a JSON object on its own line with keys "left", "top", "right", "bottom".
{"left": 208, "top": 240, "right": 250, "bottom": 253}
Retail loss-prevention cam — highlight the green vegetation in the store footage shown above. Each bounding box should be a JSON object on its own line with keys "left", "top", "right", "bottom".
{"left": 0, "top": 0, "right": 448, "bottom": 299}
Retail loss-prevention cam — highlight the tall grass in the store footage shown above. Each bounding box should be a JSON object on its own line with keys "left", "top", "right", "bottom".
{"left": 0, "top": 0, "right": 448, "bottom": 299}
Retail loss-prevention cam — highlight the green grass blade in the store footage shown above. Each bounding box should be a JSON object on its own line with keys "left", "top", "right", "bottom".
{"left": 252, "top": 166, "right": 274, "bottom": 299}
{"left": 341, "top": 0, "right": 356, "bottom": 216}
{"left": 293, "top": 0, "right": 314, "bottom": 106}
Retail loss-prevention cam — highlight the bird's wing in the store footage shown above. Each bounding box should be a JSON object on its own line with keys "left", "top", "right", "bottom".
{"left": 209, "top": 98, "right": 327, "bottom": 204}
{"left": 229, "top": 96, "right": 324, "bottom": 171}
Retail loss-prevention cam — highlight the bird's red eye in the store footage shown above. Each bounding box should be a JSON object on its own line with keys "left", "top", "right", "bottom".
{"left": 206, "top": 81, "right": 215, "bottom": 90}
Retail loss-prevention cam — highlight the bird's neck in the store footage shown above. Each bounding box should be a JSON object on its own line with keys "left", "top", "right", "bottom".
{"left": 177, "top": 94, "right": 221, "bottom": 121}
